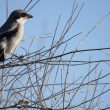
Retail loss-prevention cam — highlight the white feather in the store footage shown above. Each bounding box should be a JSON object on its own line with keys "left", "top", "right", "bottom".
{"left": 16, "top": 17, "right": 27, "bottom": 25}
{"left": 6, "top": 25, "right": 24, "bottom": 53}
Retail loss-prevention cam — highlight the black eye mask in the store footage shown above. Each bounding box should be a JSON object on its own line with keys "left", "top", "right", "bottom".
{"left": 21, "top": 13, "right": 26, "bottom": 17}
{"left": 14, "top": 15, "right": 21, "bottom": 20}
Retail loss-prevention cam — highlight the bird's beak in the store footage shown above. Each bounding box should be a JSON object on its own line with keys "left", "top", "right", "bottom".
{"left": 26, "top": 13, "right": 33, "bottom": 18}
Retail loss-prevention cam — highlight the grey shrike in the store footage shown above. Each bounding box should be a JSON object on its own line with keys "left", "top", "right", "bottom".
{"left": 0, "top": 9, "right": 33, "bottom": 62}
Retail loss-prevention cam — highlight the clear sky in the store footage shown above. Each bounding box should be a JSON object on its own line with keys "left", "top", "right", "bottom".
{"left": 0, "top": 0, "right": 110, "bottom": 109}
{"left": 0, "top": 0, "right": 110, "bottom": 51}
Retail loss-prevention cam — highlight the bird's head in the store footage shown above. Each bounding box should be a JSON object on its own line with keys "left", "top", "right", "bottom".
{"left": 9, "top": 9, "right": 33, "bottom": 25}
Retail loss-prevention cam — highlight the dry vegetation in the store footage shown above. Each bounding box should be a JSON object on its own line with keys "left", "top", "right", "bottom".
{"left": 0, "top": 0, "right": 110, "bottom": 110}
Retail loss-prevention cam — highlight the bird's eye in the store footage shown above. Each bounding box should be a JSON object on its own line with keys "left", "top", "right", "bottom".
{"left": 21, "top": 13, "right": 26, "bottom": 17}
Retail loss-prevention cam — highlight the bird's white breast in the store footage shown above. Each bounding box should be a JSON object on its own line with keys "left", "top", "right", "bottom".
{"left": 6, "top": 25, "right": 24, "bottom": 53}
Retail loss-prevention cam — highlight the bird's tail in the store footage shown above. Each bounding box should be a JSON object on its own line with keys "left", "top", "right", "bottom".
{"left": 0, "top": 49, "right": 5, "bottom": 62}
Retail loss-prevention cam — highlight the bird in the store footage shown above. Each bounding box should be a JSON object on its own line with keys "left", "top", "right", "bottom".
{"left": 0, "top": 9, "right": 33, "bottom": 62}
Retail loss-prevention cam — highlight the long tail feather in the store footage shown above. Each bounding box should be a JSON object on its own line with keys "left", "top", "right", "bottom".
{"left": 0, "top": 49, "right": 5, "bottom": 62}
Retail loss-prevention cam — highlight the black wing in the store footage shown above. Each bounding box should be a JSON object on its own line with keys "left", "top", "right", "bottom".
{"left": 0, "top": 27, "right": 18, "bottom": 41}
{"left": 0, "top": 20, "right": 18, "bottom": 41}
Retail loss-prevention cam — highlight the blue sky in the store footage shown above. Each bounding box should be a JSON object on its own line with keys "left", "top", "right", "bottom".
{"left": 0, "top": 0, "right": 110, "bottom": 109}
{"left": 0, "top": 0, "right": 110, "bottom": 51}
{"left": 0, "top": 0, "right": 110, "bottom": 49}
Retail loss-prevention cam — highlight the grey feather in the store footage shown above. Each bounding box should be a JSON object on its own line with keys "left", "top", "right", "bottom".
{"left": 0, "top": 9, "right": 33, "bottom": 62}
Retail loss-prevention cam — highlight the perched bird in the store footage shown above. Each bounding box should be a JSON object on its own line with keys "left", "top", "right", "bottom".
{"left": 0, "top": 9, "right": 33, "bottom": 62}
